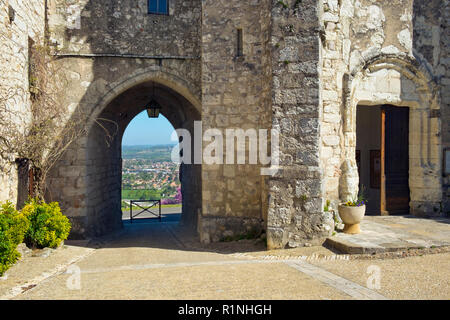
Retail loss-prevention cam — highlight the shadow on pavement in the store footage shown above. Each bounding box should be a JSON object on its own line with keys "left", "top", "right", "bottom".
{"left": 401, "top": 214, "right": 450, "bottom": 225}
{"left": 66, "top": 213, "right": 267, "bottom": 255}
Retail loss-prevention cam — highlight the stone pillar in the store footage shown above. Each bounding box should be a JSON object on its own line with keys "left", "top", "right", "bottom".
{"left": 267, "top": 0, "right": 333, "bottom": 249}
{"left": 199, "top": 0, "right": 272, "bottom": 242}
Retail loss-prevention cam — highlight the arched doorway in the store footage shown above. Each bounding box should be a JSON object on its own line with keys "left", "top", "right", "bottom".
{"left": 49, "top": 79, "right": 202, "bottom": 239}
{"left": 121, "top": 113, "right": 182, "bottom": 223}
{"left": 340, "top": 54, "right": 442, "bottom": 216}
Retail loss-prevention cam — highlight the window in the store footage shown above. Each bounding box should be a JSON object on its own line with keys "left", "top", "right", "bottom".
{"left": 28, "top": 37, "right": 37, "bottom": 95}
{"left": 8, "top": 5, "right": 15, "bottom": 23}
{"left": 148, "top": 0, "right": 168, "bottom": 15}
{"left": 236, "top": 28, "right": 243, "bottom": 56}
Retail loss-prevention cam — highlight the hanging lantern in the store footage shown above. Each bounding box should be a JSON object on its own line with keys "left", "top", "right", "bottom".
{"left": 146, "top": 99, "right": 162, "bottom": 118}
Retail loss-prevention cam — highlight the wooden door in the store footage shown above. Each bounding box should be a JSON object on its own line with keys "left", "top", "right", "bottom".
{"left": 382, "top": 105, "right": 410, "bottom": 215}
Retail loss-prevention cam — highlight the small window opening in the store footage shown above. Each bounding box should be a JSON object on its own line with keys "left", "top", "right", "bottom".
{"left": 237, "top": 28, "right": 244, "bottom": 57}
{"left": 148, "top": 0, "right": 169, "bottom": 15}
{"left": 8, "top": 5, "right": 15, "bottom": 23}
{"left": 28, "top": 37, "right": 38, "bottom": 97}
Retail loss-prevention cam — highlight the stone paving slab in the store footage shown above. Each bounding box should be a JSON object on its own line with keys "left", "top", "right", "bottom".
{"left": 0, "top": 245, "right": 94, "bottom": 299}
{"left": 325, "top": 215, "right": 450, "bottom": 254}
{"left": 286, "top": 261, "right": 388, "bottom": 300}
{"left": 16, "top": 262, "right": 354, "bottom": 300}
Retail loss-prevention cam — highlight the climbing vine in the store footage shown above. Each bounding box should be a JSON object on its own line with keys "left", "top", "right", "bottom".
{"left": 0, "top": 42, "right": 117, "bottom": 200}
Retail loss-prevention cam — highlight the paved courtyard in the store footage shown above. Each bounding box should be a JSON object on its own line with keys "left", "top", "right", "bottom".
{"left": 327, "top": 215, "right": 450, "bottom": 254}
{"left": 0, "top": 216, "right": 449, "bottom": 300}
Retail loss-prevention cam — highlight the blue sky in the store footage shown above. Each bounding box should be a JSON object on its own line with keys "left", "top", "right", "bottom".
{"left": 122, "top": 111, "right": 176, "bottom": 146}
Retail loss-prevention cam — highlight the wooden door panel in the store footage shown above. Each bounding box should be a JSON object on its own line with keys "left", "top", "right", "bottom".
{"left": 384, "top": 106, "right": 410, "bottom": 214}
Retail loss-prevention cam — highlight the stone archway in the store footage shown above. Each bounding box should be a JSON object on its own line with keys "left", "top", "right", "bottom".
{"left": 48, "top": 73, "right": 201, "bottom": 239}
{"left": 340, "top": 53, "right": 442, "bottom": 216}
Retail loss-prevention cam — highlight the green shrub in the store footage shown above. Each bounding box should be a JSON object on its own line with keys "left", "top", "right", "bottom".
{"left": 0, "top": 202, "right": 30, "bottom": 276}
{"left": 23, "top": 199, "right": 71, "bottom": 249}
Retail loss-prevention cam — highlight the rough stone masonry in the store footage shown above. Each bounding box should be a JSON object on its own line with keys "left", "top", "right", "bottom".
{"left": 0, "top": 0, "right": 448, "bottom": 249}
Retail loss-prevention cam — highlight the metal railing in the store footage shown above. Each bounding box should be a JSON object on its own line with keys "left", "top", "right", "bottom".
{"left": 129, "top": 200, "right": 162, "bottom": 223}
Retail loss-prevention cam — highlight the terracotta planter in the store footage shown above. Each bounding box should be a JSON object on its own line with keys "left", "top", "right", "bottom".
{"left": 338, "top": 204, "right": 366, "bottom": 234}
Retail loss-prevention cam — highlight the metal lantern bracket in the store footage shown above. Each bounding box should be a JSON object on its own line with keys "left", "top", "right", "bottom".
{"left": 146, "top": 99, "right": 162, "bottom": 118}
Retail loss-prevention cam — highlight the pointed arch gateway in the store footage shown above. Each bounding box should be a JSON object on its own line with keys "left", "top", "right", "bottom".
{"left": 48, "top": 72, "right": 202, "bottom": 239}
{"left": 340, "top": 53, "right": 442, "bottom": 216}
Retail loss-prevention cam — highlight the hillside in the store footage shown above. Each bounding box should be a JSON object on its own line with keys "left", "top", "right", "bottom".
{"left": 122, "top": 144, "right": 178, "bottom": 162}
{"left": 122, "top": 145, "right": 181, "bottom": 202}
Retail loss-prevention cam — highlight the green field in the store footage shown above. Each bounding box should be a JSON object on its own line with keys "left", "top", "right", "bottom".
{"left": 122, "top": 144, "right": 178, "bottom": 162}
{"left": 121, "top": 189, "right": 162, "bottom": 200}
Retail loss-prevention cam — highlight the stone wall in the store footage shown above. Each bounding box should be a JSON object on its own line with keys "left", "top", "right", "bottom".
{"left": 0, "top": 0, "right": 45, "bottom": 204}
{"left": 413, "top": 0, "right": 450, "bottom": 215}
{"left": 198, "top": 0, "right": 272, "bottom": 243}
{"left": 45, "top": 0, "right": 203, "bottom": 238}
{"left": 321, "top": 0, "right": 413, "bottom": 206}
{"left": 320, "top": 0, "right": 446, "bottom": 217}
{"left": 1, "top": 0, "right": 448, "bottom": 244}
{"left": 48, "top": 0, "right": 200, "bottom": 58}
{"left": 439, "top": 1, "right": 450, "bottom": 215}
{"left": 266, "top": 0, "right": 333, "bottom": 249}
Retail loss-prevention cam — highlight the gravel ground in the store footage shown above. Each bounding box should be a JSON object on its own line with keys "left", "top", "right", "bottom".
{"left": 307, "top": 252, "right": 450, "bottom": 300}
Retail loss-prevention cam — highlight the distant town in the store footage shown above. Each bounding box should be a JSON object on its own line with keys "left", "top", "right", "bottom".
{"left": 121, "top": 145, "right": 180, "bottom": 202}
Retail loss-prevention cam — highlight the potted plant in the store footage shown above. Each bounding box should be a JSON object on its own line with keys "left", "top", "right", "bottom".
{"left": 338, "top": 188, "right": 367, "bottom": 234}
